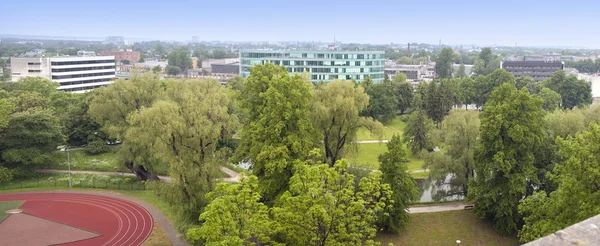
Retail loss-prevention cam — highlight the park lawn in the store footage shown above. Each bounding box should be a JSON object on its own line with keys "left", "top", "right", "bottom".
{"left": 356, "top": 116, "right": 406, "bottom": 140}
{"left": 143, "top": 222, "right": 173, "bottom": 246}
{"left": 375, "top": 210, "right": 520, "bottom": 246}
{"left": 0, "top": 200, "right": 24, "bottom": 222}
{"left": 346, "top": 143, "right": 424, "bottom": 172}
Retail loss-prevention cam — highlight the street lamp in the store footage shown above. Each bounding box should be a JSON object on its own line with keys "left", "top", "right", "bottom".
{"left": 456, "top": 240, "right": 461, "bottom": 245}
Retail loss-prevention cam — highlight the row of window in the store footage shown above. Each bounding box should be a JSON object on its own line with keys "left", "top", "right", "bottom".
{"left": 244, "top": 60, "right": 383, "bottom": 67}
{"left": 309, "top": 74, "right": 382, "bottom": 81}
{"left": 52, "top": 71, "right": 115, "bottom": 80}
{"left": 28, "top": 70, "right": 41, "bottom": 73}
{"left": 52, "top": 66, "right": 115, "bottom": 73}
{"left": 28, "top": 62, "right": 41, "bottom": 65}
{"left": 241, "top": 52, "right": 384, "bottom": 59}
{"left": 51, "top": 60, "right": 114, "bottom": 66}
{"left": 58, "top": 78, "right": 113, "bottom": 86}
{"left": 60, "top": 85, "right": 107, "bottom": 92}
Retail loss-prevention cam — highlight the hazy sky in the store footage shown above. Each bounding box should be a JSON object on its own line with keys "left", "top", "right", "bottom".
{"left": 1, "top": 0, "right": 598, "bottom": 47}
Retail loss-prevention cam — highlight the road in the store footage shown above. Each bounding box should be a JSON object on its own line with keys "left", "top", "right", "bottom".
{"left": 35, "top": 166, "right": 240, "bottom": 183}
{"left": 408, "top": 202, "right": 473, "bottom": 213}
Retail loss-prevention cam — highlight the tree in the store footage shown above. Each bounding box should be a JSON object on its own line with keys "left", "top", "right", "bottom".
{"left": 227, "top": 76, "right": 244, "bottom": 91}
{"left": 435, "top": 48, "right": 454, "bottom": 79}
{"left": 378, "top": 134, "right": 419, "bottom": 232}
{"left": 456, "top": 64, "right": 467, "bottom": 78}
{"left": 363, "top": 81, "right": 398, "bottom": 123}
{"left": 121, "top": 60, "right": 131, "bottom": 65}
{"left": 515, "top": 76, "right": 537, "bottom": 93}
{"left": 518, "top": 123, "right": 600, "bottom": 242}
{"left": 272, "top": 160, "right": 390, "bottom": 245}
{"left": 474, "top": 69, "right": 515, "bottom": 107}
{"left": 543, "top": 70, "right": 592, "bottom": 109}
{"left": 186, "top": 175, "right": 275, "bottom": 245}
{"left": 312, "top": 80, "right": 383, "bottom": 166}
{"left": 138, "top": 54, "right": 145, "bottom": 63}
{"left": 1, "top": 109, "right": 63, "bottom": 167}
{"left": 538, "top": 87, "right": 561, "bottom": 111}
{"left": 457, "top": 77, "right": 476, "bottom": 109}
{"left": 88, "top": 73, "right": 165, "bottom": 180}
{"left": 168, "top": 49, "right": 192, "bottom": 71}
{"left": 423, "top": 110, "right": 479, "bottom": 200}
{"left": 423, "top": 80, "right": 455, "bottom": 126}
{"left": 391, "top": 73, "right": 413, "bottom": 114}
{"left": 468, "top": 83, "right": 546, "bottom": 235}
{"left": 403, "top": 110, "right": 434, "bottom": 155}
{"left": 152, "top": 65, "right": 162, "bottom": 73}
{"left": 234, "top": 63, "right": 317, "bottom": 201}
{"left": 126, "top": 79, "right": 238, "bottom": 223}
{"left": 167, "top": 66, "right": 182, "bottom": 75}
{"left": 478, "top": 48, "right": 493, "bottom": 68}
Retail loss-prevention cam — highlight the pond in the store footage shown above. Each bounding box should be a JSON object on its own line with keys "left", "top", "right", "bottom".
{"left": 415, "top": 175, "right": 464, "bottom": 203}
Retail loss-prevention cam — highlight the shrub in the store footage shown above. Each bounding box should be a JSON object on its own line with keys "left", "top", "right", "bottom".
{"left": 84, "top": 141, "right": 111, "bottom": 155}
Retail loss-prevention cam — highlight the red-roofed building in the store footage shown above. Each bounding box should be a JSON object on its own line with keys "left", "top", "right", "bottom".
{"left": 99, "top": 49, "right": 140, "bottom": 64}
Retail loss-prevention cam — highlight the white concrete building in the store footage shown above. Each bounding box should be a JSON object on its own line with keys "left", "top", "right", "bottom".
{"left": 10, "top": 56, "right": 116, "bottom": 93}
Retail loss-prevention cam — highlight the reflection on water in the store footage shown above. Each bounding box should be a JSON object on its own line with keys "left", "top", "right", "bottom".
{"left": 415, "top": 176, "right": 464, "bottom": 203}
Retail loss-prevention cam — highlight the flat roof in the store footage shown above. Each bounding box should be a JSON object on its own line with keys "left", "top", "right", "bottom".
{"left": 240, "top": 49, "right": 384, "bottom": 54}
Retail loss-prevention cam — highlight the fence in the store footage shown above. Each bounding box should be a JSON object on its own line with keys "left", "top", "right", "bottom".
{"left": 1, "top": 178, "right": 150, "bottom": 191}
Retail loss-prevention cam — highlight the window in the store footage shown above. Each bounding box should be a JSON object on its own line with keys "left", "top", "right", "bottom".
{"left": 344, "top": 54, "right": 348, "bottom": 59}
{"left": 28, "top": 62, "right": 41, "bottom": 65}
{"left": 335, "top": 68, "right": 338, "bottom": 73}
{"left": 356, "top": 75, "right": 360, "bottom": 80}
{"left": 346, "top": 61, "right": 350, "bottom": 66}
{"left": 302, "top": 53, "right": 307, "bottom": 58}
{"left": 283, "top": 60, "right": 290, "bottom": 66}
{"left": 317, "top": 54, "right": 325, "bottom": 58}
{"left": 331, "top": 61, "right": 334, "bottom": 66}
{"left": 335, "top": 54, "right": 343, "bottom": 59}
{"left": 294, "top": 60, "right": 304, "bottom": 66}
{"left": 28, "top": 70, "right": 41, "bottom": 72}
{"left": 357, "top": 54, "right": 365, "bottom": 59}
{"left": 360, "top": 68, "right": 364, "bottom": 73}
{"left": 366, "top": 61, "right": 373, "bottom": 66}
{"left": 312, "top": 75, "right": 318, "bottom": 80}
{"left": 342, "top": 68, "right": 346, "bottom": 73}
{"left": 355, "top": 61, "right": 360, "bottom": 66}
{"left": 346, "top": 75, "right": 351, "bottom": 80}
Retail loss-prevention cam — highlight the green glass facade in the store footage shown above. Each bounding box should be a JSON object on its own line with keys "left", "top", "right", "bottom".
{"left": 239, "top": 50, "right": 385, "bottom": 83}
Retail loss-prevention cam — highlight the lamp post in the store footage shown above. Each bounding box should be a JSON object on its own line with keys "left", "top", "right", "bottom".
{"left": 456, "top": 240, "right": 461, "bottom": 246}
{"left": 66, "top": 146, "right": 71, "bottom": 188}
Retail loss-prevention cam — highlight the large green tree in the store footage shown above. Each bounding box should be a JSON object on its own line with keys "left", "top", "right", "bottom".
{"left": 363, "top": 80, "right": 398, "bottom": 123}
{"left": 186, "top": 175, "right": 276, "bottom": 245}
{"left": 519, "top": 123, "right": 600, "bottom": 242}
{"left": 403, "top": 109, "right": 434, "bottom": 155}
{"left": 435, "top": 48, "right": 454, "bottom": 79}
{"left": 537, "top": 87, "right": 562, "bottom": 111}
{"left": 272, "top": 160, "right": 390, "bottom": 245}
{"left": 423, "top": 79, "right": 456, "bottom": 126}
{"left": 391, "top": 73, "right": 414, "bottom": 114}
{"left": 126, "top": 79, "right": 238, "bottom": 223}
{"left": 474, "top": 69, "right": 515, "bottom": 107}
{"left": 457, "top": 77, "right": 476, "bottom": 109}
{"left": 312, "top": 80, "right": 382, "bottom": 166}
{"left": 235, "top": 63, "right": 317, "bottom": 201}
{"left": 167, "top": 49, "right": 192, "bottom": 71}
{"left": 378, "top": 134, "right": 419, "bottom": 232}
{"left": 543, "top": 70, "right": 592, "bottom": 109}
{"left": 423, "top": 110, "right": 479, "bottom": 200}
{"left": 468, "top": 83, "right": 546, "bottom": 235}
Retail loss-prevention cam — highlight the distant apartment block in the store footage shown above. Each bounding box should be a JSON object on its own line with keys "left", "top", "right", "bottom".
{"left": 99, "top": 49, "right": 140, "bottom": 64}
{"left": 239, "top": 50, "right": 385, "bottom": 83}
{"left": 11, "top": 55, "right": 116, "bottom": 93}
{"left": 501, "top": 60, "right": 564, "bottom": 81}
{"left": 384, "top": 64, "right": 434, "bottom": 82}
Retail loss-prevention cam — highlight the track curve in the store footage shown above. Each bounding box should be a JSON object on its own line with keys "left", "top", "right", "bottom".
{"left": 0, "top": 192, "right": 154, "bottom": 246}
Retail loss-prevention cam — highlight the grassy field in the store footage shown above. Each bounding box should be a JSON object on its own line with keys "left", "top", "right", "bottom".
{"left": 0, "top": 173, "right": 147, "bottom": 191}
{"left": 346, "top": 143, "right": 425, "bottom": 171}
{"left": 356, "top": 116, "right": 406, "bottom": 140}
{"left": 375, "top": 210, "right": 520, "bottom": 246}
{"left": 143, "top": 223, "right": 173, "bottom": 246}
{"left": 50, "top": 146, "right": 132, "bottom": 173}
{"left": 0, "top": 200, "right": 24, "bottom": 222}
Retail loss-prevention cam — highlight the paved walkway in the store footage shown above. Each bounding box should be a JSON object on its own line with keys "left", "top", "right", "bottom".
{"left": 35, "top": 166, "right": 240, "bottom": 183}
{"left": 0, "top": 190, "right": 188, "bottom": 246}
{"left": 408, "top": 202, "right": 472, "bottom": 213}
{"left": 353, "top": 140, "right": 390, "bottom": 144}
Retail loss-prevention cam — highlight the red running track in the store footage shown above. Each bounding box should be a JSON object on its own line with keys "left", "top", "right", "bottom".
{"left": 0, "top": 192, "right": 153, "bottom": 246}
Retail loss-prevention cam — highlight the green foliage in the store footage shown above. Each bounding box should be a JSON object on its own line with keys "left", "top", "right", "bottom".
{"left": 469, "top": 83, "right": 546, "bottom": 236}
{"left": 127, "top": 79, "right": 238, "bottom": 223}
{"left": 474, "top": 69, "right": 515, "bottom": 107}
{"left": 186, "top": 176, "right": 276, "bottom": 246}
{"left": 457, "top": 77, "right": 476, "bottom": 108}
{"left": 564, "top": 58, "right": 600, "bottom": 73}
{"left": 391, "top": 74, "right": 413, "bottom": 114}
{"left": 424, "top": 110, "right": 479, "bottom": 200}
{"left": 0, "top": 166, "right": 13, "bottom": 183}
{"left": 542, "top": 70, "right": 592, "bottom": 109}
{"left": 403, "top": 110, "right": 434, "bottom": 155}
{"left": 167, "top": 49, "right": 192, "bottom": 70}
{"left": 537, "top": 87, "right": 561, "bottom": 111}
{"left": 167, "top": 66, "right": 182, "bottom": 75}
{"left": 84, "top": 140, "right": 111, "bottom": 155}
{"left": 472, "top": 48, "right": 500, "bottom": 76}
{"left": 1, "top": 109, "right": 63, "bottom": 167}
{"left": 423, "top": 80, "right": 456, "bottom": 125}
{"left": 272, "top": 160, "right": 391, "bottom": 245}
{"left": 226, "top": 76, "right": 244, "bottom": 91}
{"left": 363, "top": 80, "right": 398, "bottom": 123}
{"left": 378, "top": 135, "right": 419, "bottom": 232}
{"left": 435, "top": 48, "right": 454, "bottom": 79}
{"left": 456, "top": 64, "right": 467, "bottom": 78}
{"left": 152, "top": 65, "right": 162, "bottom": 73}
{"left": 312, "top": 80, "right": 383, "bottom": 166}
{"left": 519, "top": 123, "right": 600, "bottom": 242}
{"left": 235, "top": 63, "right": 317, "bottom": 201}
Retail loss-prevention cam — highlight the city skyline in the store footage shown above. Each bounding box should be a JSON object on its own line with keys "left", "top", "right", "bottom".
{"left": 1, "top": 0, "right": 599, "bottom": 48}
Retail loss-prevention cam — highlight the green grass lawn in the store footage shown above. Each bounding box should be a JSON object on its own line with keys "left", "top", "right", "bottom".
{"left": 356, "top": 116, "right": 406, "bottom": 140}
{"left": 0, "top": 200, "right": 24, "bottom": 222}
{"left": 346, "top": 143, "right": 424, "bottom": 172}
{"left": 375, "top": 210, "right": 520, "bottom": 246}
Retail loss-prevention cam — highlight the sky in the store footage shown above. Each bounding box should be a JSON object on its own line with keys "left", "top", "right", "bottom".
{"left": 1, "top": 0, "right": 598, "bottom": 48}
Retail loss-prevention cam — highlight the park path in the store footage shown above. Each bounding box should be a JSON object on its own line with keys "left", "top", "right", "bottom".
{"left": 408, "top": 202, "right": 473, "bottom": 213}
{"left": 353, "top": 140, "right": 390, "bottom": 144}
{"left": 35, "top": 166, "right": 240, "bottom": 183}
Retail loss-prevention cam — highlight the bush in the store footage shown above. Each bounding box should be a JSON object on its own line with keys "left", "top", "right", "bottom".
{"left": 400, "top": 114, "right": 410, "bottom": 122}
{"left": 84, "top": 141, "right": 111, "bottom": 155}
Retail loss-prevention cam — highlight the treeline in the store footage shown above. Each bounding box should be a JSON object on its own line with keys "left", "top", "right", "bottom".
{"left": 565, "top": 58, "right": 600, "bottom": 73}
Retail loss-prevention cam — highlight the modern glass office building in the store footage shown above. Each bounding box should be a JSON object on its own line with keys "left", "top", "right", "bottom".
{"left": 239, "top": 50, "right": 385, "bottom": 83}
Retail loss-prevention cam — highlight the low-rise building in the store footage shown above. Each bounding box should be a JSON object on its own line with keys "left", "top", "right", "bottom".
{"left": 10, "top": 55, "right": 116, "bottom": 93}
{"left": 99, "top": 49, "right": 140, "bottom": 64}
{"left": 384, "top": 63, "right": 434, "bottom": 82}
{"left": 501, "top": 60, "right": 564, "bottom": 81}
